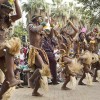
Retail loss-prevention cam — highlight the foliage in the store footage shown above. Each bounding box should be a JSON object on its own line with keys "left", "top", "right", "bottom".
{"left": 22, "top": 0, "right": 49, "bottom": 22}
{"left": 77, "top": 0, "right": 100, "bottom": 25}
{"left": 13, "top": 22, "right": 28, "bottom": 39}
{"left": 21, "top": 0, "right": 100, "bottom": 29}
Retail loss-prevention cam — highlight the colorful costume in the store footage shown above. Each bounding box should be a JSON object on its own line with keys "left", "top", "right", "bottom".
{"left": 28, "top": 45, "right": 50, "bottom": 76}
{"left": 28, "top": 45, "right": 51, "bottom": 90}
{"left": 59, "top": 49, "right": 83, "bottom": 89}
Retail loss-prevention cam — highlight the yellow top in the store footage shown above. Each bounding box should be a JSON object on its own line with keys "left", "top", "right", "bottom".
{"left": 90, "top": 40, "right": 95, "bottom": 44}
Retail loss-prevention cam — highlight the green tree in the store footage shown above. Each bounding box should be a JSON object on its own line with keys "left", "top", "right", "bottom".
{"left": 13, "top": 22, "right": 28, "bottom": 39}
{"left": 22, "top": 0, "right": 49, "bottom": 22}
{"left": 77, "top": 0, "right": 100, "bottom": 25}
{"left": 51, "top": 1, "right": 69, "bottom": 26}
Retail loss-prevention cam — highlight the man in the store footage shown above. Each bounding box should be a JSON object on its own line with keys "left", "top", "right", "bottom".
{"left": 92, "top": 60, "right": 100, "bottom": 82}
{"left": 74, "top": 28, "right": 89, "bottom": 57}
{"left": 41, "top": 28, "right": 59, "bottom": 85}
{"left": 0, "top": 0, "right": 22, "bottom": 99}
{"left": 86, "top": 30, "right": 100, "bottom": 82}
{"left": 59, "top": 19, "right": 78, "bottom": 56}
{"left": 74, "top": 29, "right": 90, "bottom": 85}
{"left": 78, "top": 51, "right": 93, "bottom": 85}
{"left": 28, "top": 15, "right": 51, "bottom": 96}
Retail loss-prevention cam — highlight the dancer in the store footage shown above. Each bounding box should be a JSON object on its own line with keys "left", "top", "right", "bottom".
{"left": 28, "top": 15, "right": 51, "bottom": 96}
{"left": 0, "top": 0, "right": 22, "bottom": 99}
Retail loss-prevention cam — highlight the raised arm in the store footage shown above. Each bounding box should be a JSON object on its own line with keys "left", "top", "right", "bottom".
{"left": 67, "top": 20, "right": 78, "bottom": 38}
{"left": 11, "top": 0, "right": 22, "bottom": 22}
{"left": 28, "top": 23, "right": 45, "bottom": 33}
{"left": 29, "top": 21, "right": 47, "bottom": 33}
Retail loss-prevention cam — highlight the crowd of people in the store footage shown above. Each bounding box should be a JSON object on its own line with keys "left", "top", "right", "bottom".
{"left": 0, "top": 0, "right": 100, "bottom": 99}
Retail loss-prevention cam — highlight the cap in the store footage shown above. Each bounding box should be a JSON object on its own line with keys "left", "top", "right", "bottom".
{"left": 81, "top": 27, "right": 87, "bottom": 33}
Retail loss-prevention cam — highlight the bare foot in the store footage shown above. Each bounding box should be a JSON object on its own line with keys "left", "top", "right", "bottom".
{"left": 61, "top": 86, "right": 71, "bottom": 90}
{"left": 78, "top": 82, "right": 86, "bottom": 85}
{"left": 32, "top": 92, "right": 43, "bottom": 97}
{"left": 0, "top": 81, "right": 9, "bottom": 99}
{"left": 29, "top": 79, "right": 34, "bottom": 89}
{"left": 7, "top": 79, "right": 23, "bottom": 87}
{"left": 93, "top": 79, "right": 99, "bottom": 82}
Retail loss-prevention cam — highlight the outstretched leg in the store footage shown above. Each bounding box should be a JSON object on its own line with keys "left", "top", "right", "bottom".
{"left": 32, "top": 75, "right": 42, "bottom": 96}
{"left": 0, "top": 57, "right": 9, "bottom": 99}
{"left": 0, "top": 79, "right": 9, "bottom": 100}
{"left": 29, "top": 53, "right": 45, "bottom": 96}
{"left": 29, "top": 69, "right": 41, "bottom": 89}
{"left": 93, "top": 68, "right": 98, "bottom": 82}
{"left": 5, "top": 51, "right": 23, "bottom": 87}
{"left": 29, "top": 69, "right": 42, "bottom": 96}
{"left": 61, "top": 76, "right": 70, "bottom": 90}
{"left": 78, "top": 72, "right": 86, "bottom": 85}
{"left": 93, "top": 62, "right": 100, "bottom": 82}
{"left": 49, "top": 57, "right": 58, "bottom": 84}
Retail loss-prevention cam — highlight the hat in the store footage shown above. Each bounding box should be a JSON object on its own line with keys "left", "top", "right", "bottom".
{"left": 31, "top": 15, "right": 42, "bottom": 21}
{"left": 1, "top": 1, "right": 13, "bottom": 11}
{"left": 81, "top": 27, "right": 87, "bottom": 33}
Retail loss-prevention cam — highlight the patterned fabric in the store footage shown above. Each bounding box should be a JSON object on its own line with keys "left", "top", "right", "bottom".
{"left": 28, "top": 46, "right": 38, "bottom": 68}
{"left": 28, "top": 45, "right": 49, "bottom": 68}
{"left": 41, "top": 36, "right": 57, "bottom": 58}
